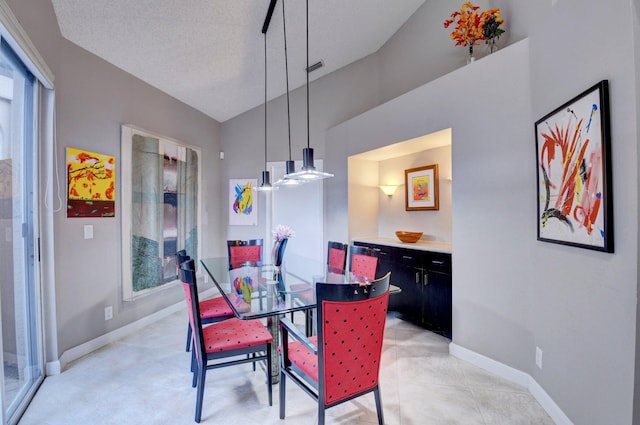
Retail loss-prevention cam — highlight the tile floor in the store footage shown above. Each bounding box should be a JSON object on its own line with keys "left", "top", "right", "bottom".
{"left": 18, "top": 310, "right": 554, "bottom": 425}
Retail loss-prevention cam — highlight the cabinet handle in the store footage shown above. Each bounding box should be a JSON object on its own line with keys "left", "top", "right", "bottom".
{"left": 431, "top": 260, "right": 445, "bottom": 265}
{"left": 378, "top": 251, "right": 388, "bottom": 256}
{"left": 403, "top": 255, "right": 414, "bottom": 260}
{"left": 372, "top": 248, "right": 381, "bottom": 252}
{"left": 424, "top": 273, "right": 429, "bottom": 286}
{"left": 415, "top": 271, "right": 420, "bottom": 283}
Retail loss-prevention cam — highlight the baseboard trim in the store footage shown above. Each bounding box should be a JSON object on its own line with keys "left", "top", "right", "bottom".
{"left": 449, "top": 342, "right": 573, "bottom": 425}
{"left": 46, "top": 288, "right": 216, "bottom": 375}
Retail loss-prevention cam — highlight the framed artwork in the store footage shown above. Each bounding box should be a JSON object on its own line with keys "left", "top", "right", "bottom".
{"left": 405, "top": 164, "right": 439, "bottom": 211}
{"left": 535, "top": 80, "right": 613, "bottom": 252}
{"left": 229, "top": 179, "right": 258, "bottom": 226}
{"left": 67, "top": 147, "right": 115, "bottom": 217}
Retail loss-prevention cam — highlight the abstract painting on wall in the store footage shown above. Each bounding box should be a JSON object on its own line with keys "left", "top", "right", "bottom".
{"left": 535, "top": 80, "right": 613, "bottom": 252}
{"left": 229, "top": 178, "right": 258, "bottom": 225}
{"left": 67, "top": 147, "right": 115, "bottom": 217}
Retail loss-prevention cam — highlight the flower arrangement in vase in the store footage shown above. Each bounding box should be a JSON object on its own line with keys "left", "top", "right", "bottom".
{"left": 272, "top": 224, "right": 295, "bottom": 268}
{"left": 444, "top": 2, "right": 505, "bottom": 62}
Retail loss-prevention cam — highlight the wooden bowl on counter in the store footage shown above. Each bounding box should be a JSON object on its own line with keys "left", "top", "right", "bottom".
{"left": 395, "top": 231, "right": 423, "bottom": 243}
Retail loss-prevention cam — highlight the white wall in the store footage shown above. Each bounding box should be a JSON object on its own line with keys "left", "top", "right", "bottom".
{"left": 221, "top": 53, "right": 382, "bottom": 246}
{"left": 527, "top": 1, "right": 638, "bottom": 423}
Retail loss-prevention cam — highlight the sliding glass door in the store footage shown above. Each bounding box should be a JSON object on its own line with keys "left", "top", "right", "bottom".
{"left": 0, "top": 39, "right": 43, "bottom": 425}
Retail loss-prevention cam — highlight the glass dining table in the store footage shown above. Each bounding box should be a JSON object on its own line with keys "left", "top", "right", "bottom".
{"left": 200, "top": 254, "right": 394, "bottom": 382}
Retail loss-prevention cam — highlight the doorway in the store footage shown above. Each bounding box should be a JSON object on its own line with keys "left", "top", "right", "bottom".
{"left": 0, "top": 39, "right": 44, "bottom": 425}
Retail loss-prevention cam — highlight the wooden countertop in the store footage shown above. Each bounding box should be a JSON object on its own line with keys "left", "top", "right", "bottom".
{"left": 352, "top": 237, "right": 452, "bottom": 254}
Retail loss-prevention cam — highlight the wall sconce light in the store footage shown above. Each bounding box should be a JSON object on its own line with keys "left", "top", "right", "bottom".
{"left": 379, "top": 185, "right": 398, "bottom": 196}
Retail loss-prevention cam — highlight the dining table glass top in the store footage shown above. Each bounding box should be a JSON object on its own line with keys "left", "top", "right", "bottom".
{"left": 200, "top": 255, "right": 370, "bottom": 320}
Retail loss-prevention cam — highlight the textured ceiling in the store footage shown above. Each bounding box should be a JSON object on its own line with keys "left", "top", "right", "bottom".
{"left": 51, "top": 0, "right": 426, "bottom": 122}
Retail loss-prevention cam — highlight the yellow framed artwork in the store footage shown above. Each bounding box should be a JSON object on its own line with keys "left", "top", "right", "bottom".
{"left": 405, "top": 164, "right": 439, "bottom": 211}
{"left": 67, "top": 147, "right": 115, "bottom": 217}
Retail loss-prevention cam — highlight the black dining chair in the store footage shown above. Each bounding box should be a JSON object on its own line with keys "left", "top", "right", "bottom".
{"left": 327, "top": 241, "right": 348, "bottom": 272}
{"left": 349, "top": 244, "right": 379, "bottom": 281}
{"left": 178, "top": 259, "right": 272, "bottom": 423}
{"left": 279, "top": 272, "right": 391, "bottom": 425}
{"left": 226, "top": 239, "right": 264, "bottom": 269}
{"left": 290, "top": 241, "right": 349, "bottom": 335}
{"left": 176, "top": 251, "right": 235, "bottom": 353}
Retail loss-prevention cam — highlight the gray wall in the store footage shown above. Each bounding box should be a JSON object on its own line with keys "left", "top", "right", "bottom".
{"left": 8, "top": 1, "right": 223, "bottom": 356}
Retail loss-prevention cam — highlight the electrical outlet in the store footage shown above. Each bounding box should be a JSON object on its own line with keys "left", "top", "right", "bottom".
{"left": 104, "top": 306, "right": 113, "bottom": 321}
{"left": 536, "top": 346, "right": 543, "bottom": 369}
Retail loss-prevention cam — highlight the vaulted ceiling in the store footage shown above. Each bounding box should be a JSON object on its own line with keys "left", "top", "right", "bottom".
{"left": 51, "top": 0, "right": 426, "bottom": 122}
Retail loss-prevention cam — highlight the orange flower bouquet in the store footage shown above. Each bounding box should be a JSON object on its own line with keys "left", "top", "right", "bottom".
{"left": 444, "top": 2, "right": 505, "bottom": 60}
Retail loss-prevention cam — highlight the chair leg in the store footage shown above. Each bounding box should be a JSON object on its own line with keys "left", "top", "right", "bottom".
{"left": 195, "top": 366, "right": 206, "bottom": 423}
{"left": 305, "top": 310, "right": 313, "bottom": 337}
{"left": 374, "top": 387, "right": 384, "bottom": 425}
{"left": 318, "top": 404, "right": 325, "bottom": 425}
{"left": 279, "top": 370, "right": 286, "bottom": 419}
{"left": 266, "top": 344, "right": 273, "bottom": 406}
{"left": 185, "top": 323, "right": 192, "bottom": 352}
{"left": 191, "top": 350, "right": 197, "bottom": 388}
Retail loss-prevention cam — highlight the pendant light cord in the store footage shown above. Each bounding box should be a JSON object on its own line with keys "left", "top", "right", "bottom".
{"left": 283, "top": 0, "right": 292, "bottom": 161}
{"left": 264, "top": 33, "right": 268, "bottom": 170}
{"left": 306, "top": 0, "right": 310, "bottom": 150}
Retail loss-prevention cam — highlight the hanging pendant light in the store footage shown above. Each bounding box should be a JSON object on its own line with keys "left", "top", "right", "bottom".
{"left": 284, "top": 0, "right": 333, "bottom": 182}
{"left": 274, "top": 0, "right": 305, "bottom": 187}
{"left": 255, "top": 29, "right": 276, "bottom": 192}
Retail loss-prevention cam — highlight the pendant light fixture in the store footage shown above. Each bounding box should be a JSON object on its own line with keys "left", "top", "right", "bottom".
{"left": 283, "top": 0, "right": 334, "bottom": 181}
{"left": 274, "top": 0, "right": 305, "bottom": 187}
{"left": 255, "top": 9, "right": 276, "bottom": 192}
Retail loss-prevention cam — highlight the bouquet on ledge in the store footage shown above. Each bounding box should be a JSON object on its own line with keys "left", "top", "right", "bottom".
{"left": 272, "top": 224, "right": 295, "bottom": 242}
{"left": 444, "top": 2, "right": 505, "bottom": 57}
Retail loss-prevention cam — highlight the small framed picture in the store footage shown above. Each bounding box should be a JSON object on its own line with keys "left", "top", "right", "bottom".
{"left": 229, "top": 178, "right": 258, "bottom": 226}
{"left": 405, "top": 164, "right": 439, "bottom": 211}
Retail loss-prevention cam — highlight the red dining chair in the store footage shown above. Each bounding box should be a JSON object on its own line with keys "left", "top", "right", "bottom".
{"left": 179, "top": 260, "right": 273, "bottom": 423}
{"left": 176, "top": 251, "right": 235, "bottom": 353}
{"left": 327, "top": 241, "right": 348, "bottom": 272}
{"left": 290, "top": 241, "right": 349, "bottom": 335}
{"left": 227, "top": 239, "right": 264, "bottom": 269}
{"left": 279, "top": 272, "right": 391, "bottom": 425}
{"left": 349, "top": 245, "right": 379, "bottom": 281}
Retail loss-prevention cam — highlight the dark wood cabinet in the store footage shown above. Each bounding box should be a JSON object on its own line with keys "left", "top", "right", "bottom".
{"left": 355, "top": 241, "right": 452, "bottom": 338}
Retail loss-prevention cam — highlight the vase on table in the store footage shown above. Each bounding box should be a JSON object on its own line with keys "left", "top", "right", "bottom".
{"left": 272, "top": 238, "right": 288, "bottom": 272}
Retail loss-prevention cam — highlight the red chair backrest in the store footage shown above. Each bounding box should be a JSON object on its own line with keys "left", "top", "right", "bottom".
{"left": 316, "top": 272, "right": 390, "bottom": 406}
{"left": 227, "top": 239, "right": 263, "bottom": 268}
{"left": 327, "top": 241, "right": 348, "bottom": 272}
{"left": 349, "top": 246, "right": 379, "bottom": 280}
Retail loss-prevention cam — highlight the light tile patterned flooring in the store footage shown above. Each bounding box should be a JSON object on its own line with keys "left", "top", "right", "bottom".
{"left": 18, "top": 310, "right": 554, "bottom": 425}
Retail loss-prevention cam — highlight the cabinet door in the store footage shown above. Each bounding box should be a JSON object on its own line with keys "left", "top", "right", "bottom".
{"left": 395, "top": 249, "right": 426, "bottom": 321}
{"left": 423, "top": 254, "right": 452, "bottom": 338}
{"left": 388, "top": 263, "right": 421, "bottom": 320}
